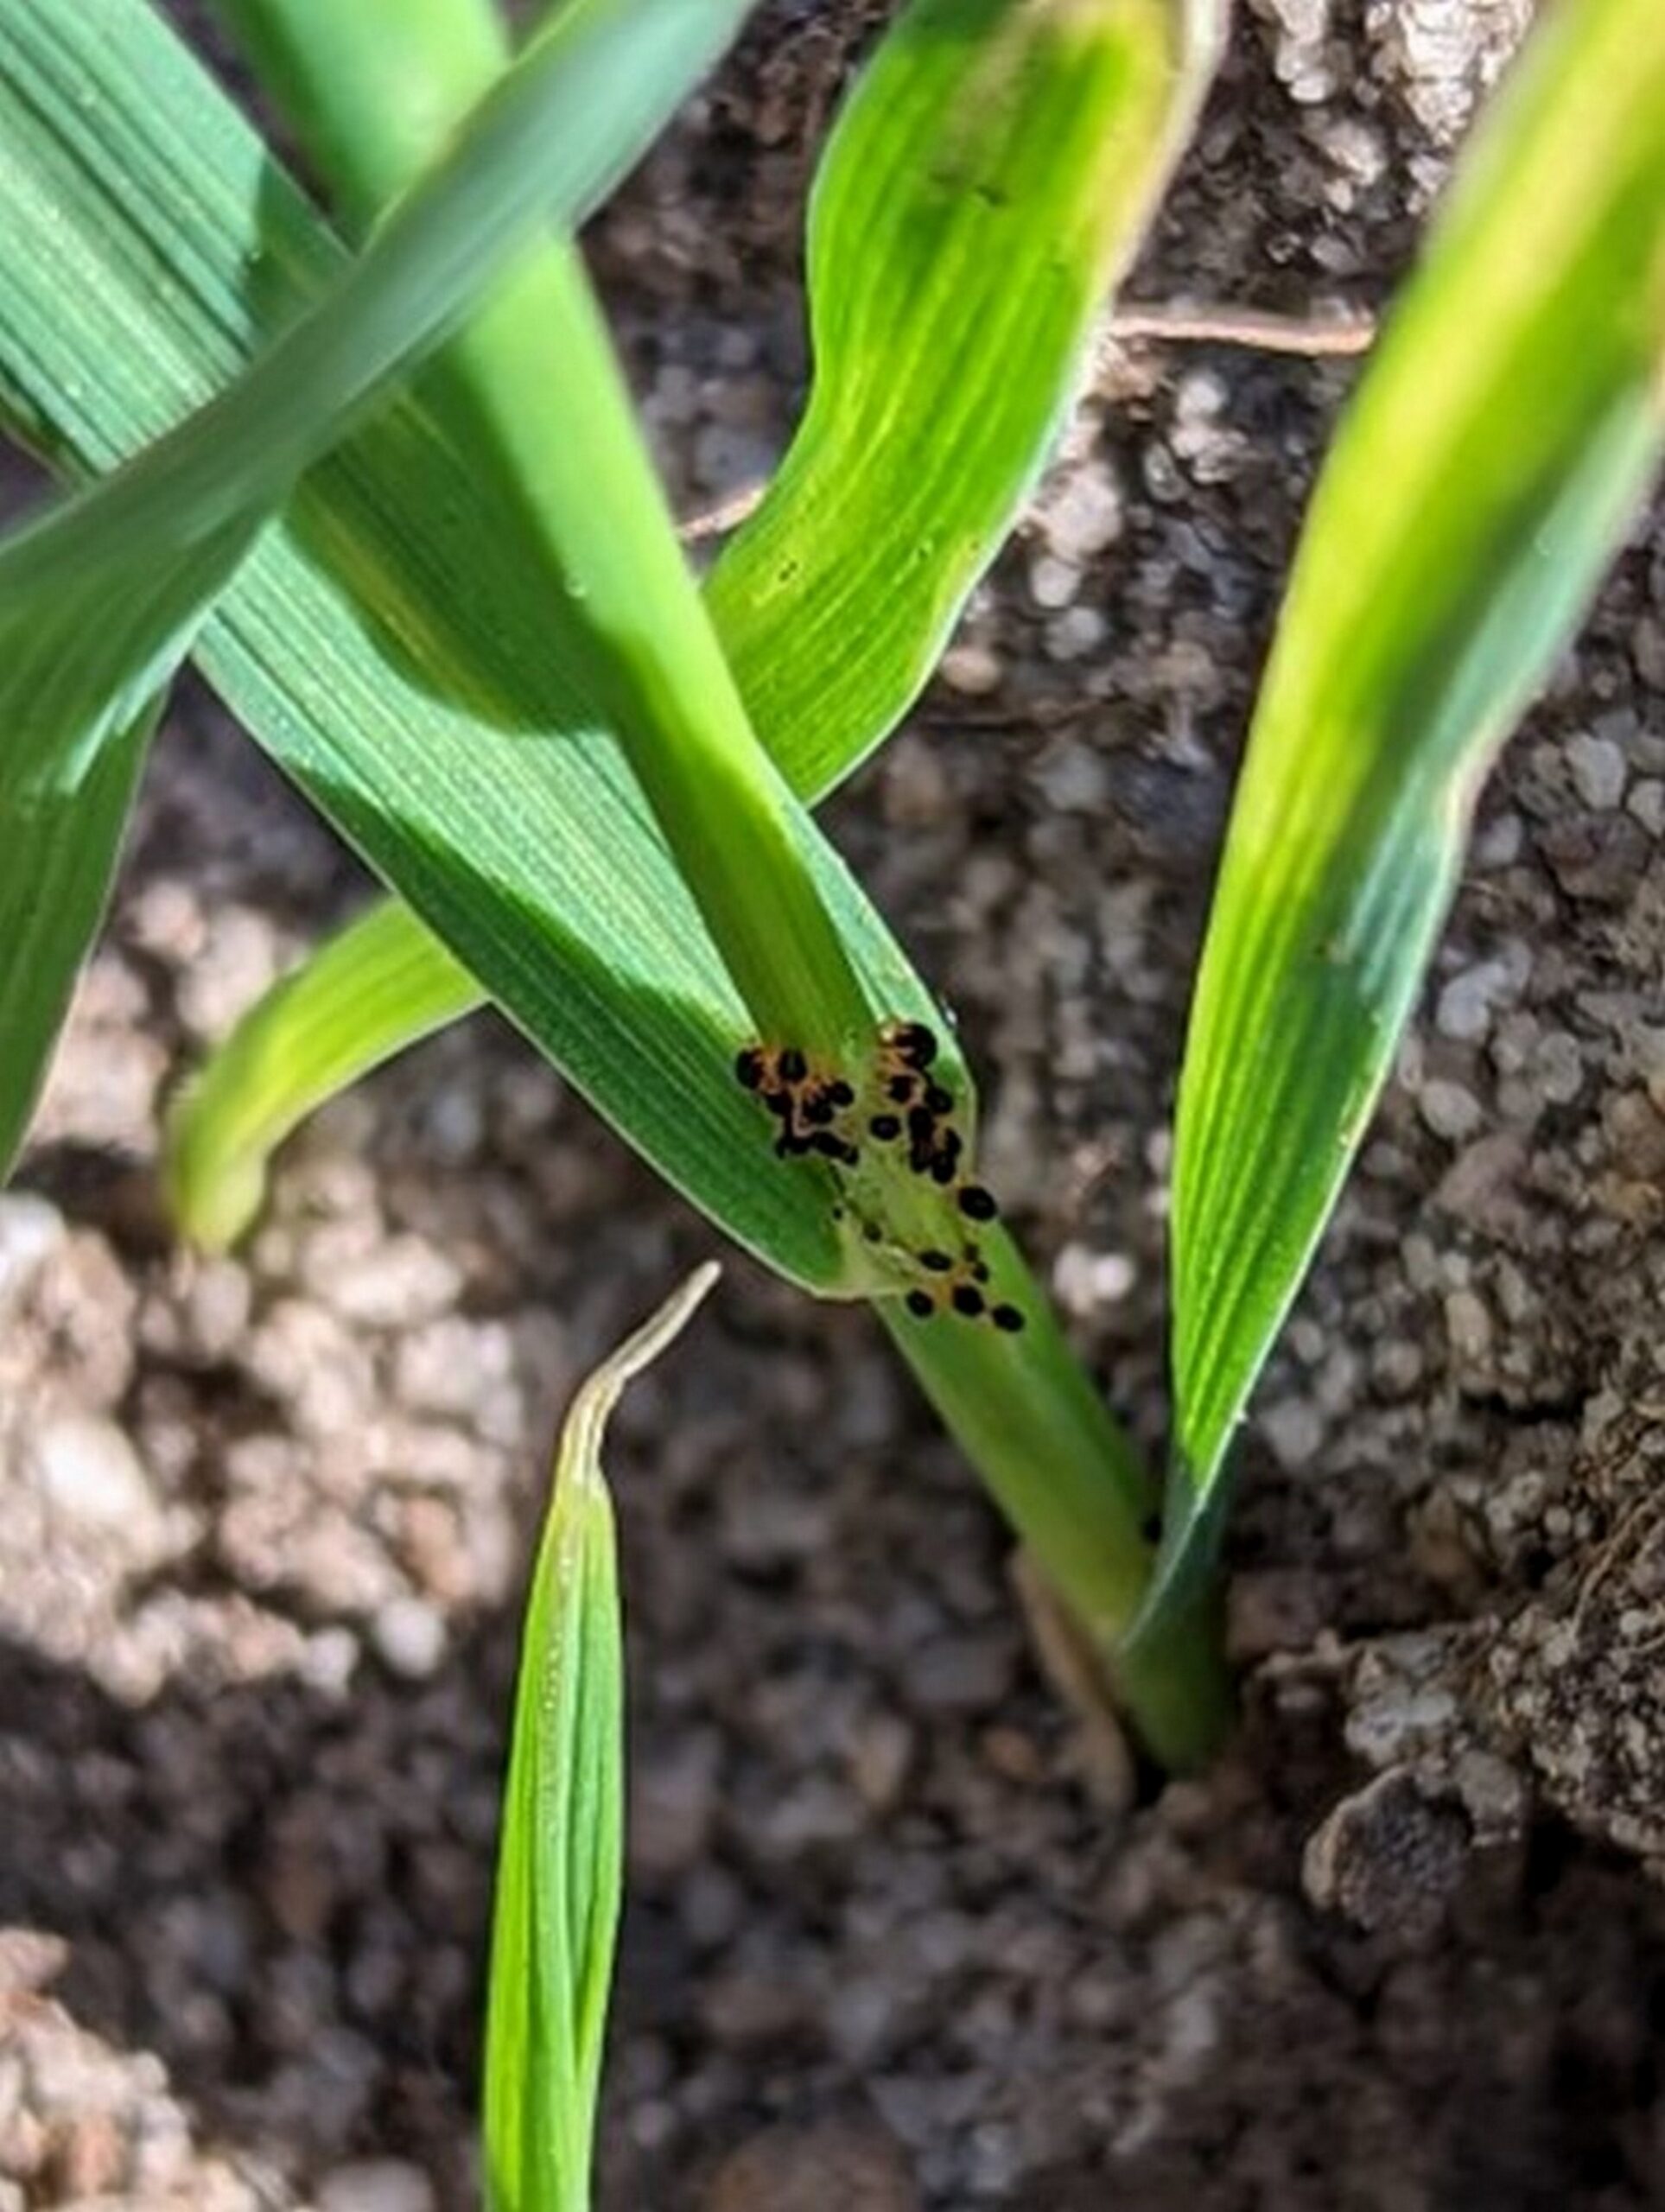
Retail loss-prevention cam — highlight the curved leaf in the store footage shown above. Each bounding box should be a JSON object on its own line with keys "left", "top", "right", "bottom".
{"left": 1145, "top": 0, "right": 1665, "bottom": 1635}
{"left": 707, "top": 0, "right": 1223, "bottom": 792}
{"left": 485, "top": 1262, "right": 718, "bottom": 2212}
{"left": 166, "top": 0, "right": 1224, "bottom": 1239}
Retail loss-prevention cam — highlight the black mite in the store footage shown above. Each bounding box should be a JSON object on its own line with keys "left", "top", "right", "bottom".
{"left": 925, "top": 1084, "right": 954, "bottom": 1116}
{"left": 778, "top": 1046, "right": 808, "bottom": 1084}
{"left": 919, "top": 1249, "right": 954, "bottom": 1273}
{"left": 734, "top": 1047, "right": 766, "bottom": 1090}
{"left": 991, "top": 1303, "right": 1024, "bottom": 1332}
{"left": 951, "top": 1284, "right": 985, "bottom": 1318}
{"left": 957, "top": 1185, "right": 998, "bottom": 1223}
{"left": 869, "top": 1113, "right": 902, "bottom": 1141}
{"left": 906, "top": 1288, "right": 935, "bottom": 1319}
{"left": 887, "top": 1020, "right": 937, "bottom": 1070}
{"left": 887, "top": 1074, "right": 918, "bottom": 1104}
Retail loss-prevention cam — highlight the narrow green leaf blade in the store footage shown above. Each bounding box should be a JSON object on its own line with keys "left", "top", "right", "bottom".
{"left": 485, "top": 1263, "right": 718, "bottom": 2212}
{"left": 0, "top": 0, "right": 753, "bottom": 1176}
{"left": 0, "top": 4, "right": 1207, "bottom": 1751}
{"left": 1151, "top": 0, "right": 1665, "bottom": 1629}
{"left": 0, "top": 696, "right": 158, "bottom": 1167}
{"left": 165, "top": 898, "right": 478, "bottom": 1247}
{"left": 705, "top": 0, "right": 1225, "bottom": 792}
{"left": 162, "top": 0, "right": 1223, "bottom": 1251}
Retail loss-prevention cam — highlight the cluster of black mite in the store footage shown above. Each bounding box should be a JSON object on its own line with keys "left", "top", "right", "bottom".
{"left": 734, "top": 1019, "right": 1024, "bottom": 1332}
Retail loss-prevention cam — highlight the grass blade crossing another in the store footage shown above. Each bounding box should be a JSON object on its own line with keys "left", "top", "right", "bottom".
{"left": 169, "top": 0, "right": 1225, "bottom": 1239}
{"left": 0, "top": 0, "right": 1227, "bottom": 1759}
{"left": 0, "top": 0, "right": 753, "bottom": 1175}
{"left": 1146, "top": 0, "right": 1665, "bottom": 1637}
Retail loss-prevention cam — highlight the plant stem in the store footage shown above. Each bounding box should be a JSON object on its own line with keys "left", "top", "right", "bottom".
{"left": 882, "top": 1226, "right": 1230, "bottom": 1771}
{"left": 217, "top": 0, "right": 1233, "bottom": 1768}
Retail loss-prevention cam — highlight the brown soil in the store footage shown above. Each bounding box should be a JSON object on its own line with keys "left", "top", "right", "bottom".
{"left": 5, "top": 3, "right": 1665, "bottom": 2207}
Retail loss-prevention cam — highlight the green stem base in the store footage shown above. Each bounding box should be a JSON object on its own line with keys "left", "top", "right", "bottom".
{"left": 878, "top": 1234, "right": 1234, "bottom": 1772}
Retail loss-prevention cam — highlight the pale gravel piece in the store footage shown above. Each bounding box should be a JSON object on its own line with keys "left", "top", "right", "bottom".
{"left": 1444, "top": 1286, "right": 1494, "bottom": 1368}
{"left": 1254, "top": 0, "right": 1338, "bottom": 104}
{"left": 1530, "top": 1028, "right": 1586, "bottom": 1108}
{"left": 369, "top": 1595, "right": 448, "bottom": 1682}
{"left": 1029, "top": 746, "right": 1110, "bottom": 816}
{"left": 1417, "top": 1077, "right": 1484, "bottom": 1143}
{"left": 1033, "top": 461, "right": 1123, "bottom": 563}
{"left": 1567, "top": 730, "right": 1630, "bottom": 812}
{"left": 1051, "top": 1243, "right": 1137, "bottom": 1314}
{"left": 315, "top": 2159, "right": 438, "bottom": 2212}
{"left": 29, "top": 953, "right": 168, "bottom": 1155}
{"left": 8, "top": 3, "right": 1665, "bottom": 2205}
{"left": 29, "top": 1413, "right": 162, "bottom": 1542}
{"left": 937, "top": 642, "right": 1002, "bottom": 697}
{"left": 0, "top": 1194, "right": 64, "bottom": 1305}
{"left": 1368, "top": 0, "right": 1534, "bottom": 149}
{"left": 1044, "top": 605, "right": 1109, "bottom": 662}
{"left": 175, "top": 906, "right": 288, "bottom": 1043}
{"left": 306, "top": 1234, "right": 464, "bottom": 1332}
{"left": 1026, "top": 551, "right": 1082, "bottom": 611}
{"left": 1260, "top": 1396, "right": 1325, "bottom": 1472}
{"left": 1434, "top": 950, "right": 1527, "bottom": 1041}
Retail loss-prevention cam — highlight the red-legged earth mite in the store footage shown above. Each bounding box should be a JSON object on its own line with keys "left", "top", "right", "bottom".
{"left": 880, "top": 1018, "right": 938, "bottom": 1071}
{"left": 736, "top": 1041, "right": 868, "bottom": 1168}
{"left": 739, "top": 1025, "right": 1020, "bottom": 1332}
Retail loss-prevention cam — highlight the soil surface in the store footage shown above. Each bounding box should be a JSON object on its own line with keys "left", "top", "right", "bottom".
{"left": 6, "top": 2, "right": 1665, "bottom": 2208}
